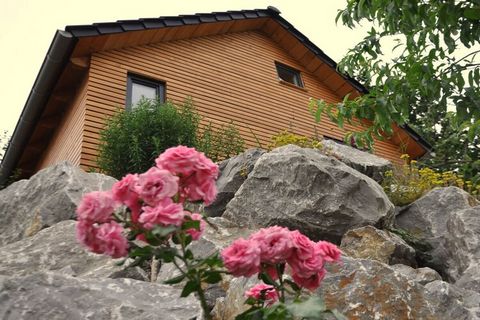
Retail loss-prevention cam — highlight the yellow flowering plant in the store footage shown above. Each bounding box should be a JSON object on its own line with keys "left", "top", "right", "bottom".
{"left": 382, "top": 154, "right": 479, "bottom": 206}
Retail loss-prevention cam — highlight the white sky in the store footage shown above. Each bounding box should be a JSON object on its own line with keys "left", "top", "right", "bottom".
{"left": 0, "top": 0, "right": 368, "bottom": 134}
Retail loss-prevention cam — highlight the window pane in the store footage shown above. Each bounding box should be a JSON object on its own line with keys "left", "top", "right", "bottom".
{"left": 131, "top": 82, "right": 157, "bottom": 107}
{"left": 276, "top": 63, "right": 303, "bottom": 88}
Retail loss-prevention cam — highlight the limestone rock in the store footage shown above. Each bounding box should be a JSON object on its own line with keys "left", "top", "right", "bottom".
{"left": 340, "top": 225, "right": 417, "bottom": 266}
{"left": 212, "top": 256, "right": 455, "bottom": 320}
{"left": 321, "top": 139, "right": 392, "bottom": 182}
{"left": 425, "top": 280, "right": 480, "bottom": 320}
{"left": 205, "top": 149, "right": 265, "bottom": 217}
{"left": 455, "top": 264, "right": 480, "bottom": 294}
{"left": 223, "top": 145, "right": 395, "bottom": 243}
{"left": 0, "top": 272, "right": 201, "bottom": 320}
{"left": 395, "top": 187, "right": 476, "bottom": 277}
{"left": 0, "top": 220, "right": 122, "bottom": 279}
{"left": 0, "top": 161, "right": 116, "bottom": 246}
{"left": 391, "top": 264, "right": 442, "bottom": 285}
{"left": 446, "top": 207, "right": 480, "bottom": 285}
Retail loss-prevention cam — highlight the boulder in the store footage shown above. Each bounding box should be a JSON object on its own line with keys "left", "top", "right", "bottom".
{"left": 0, "top": 220, "right": 122, "bottom": 279}
{"left": 425, "top": 280, "right": 480, "bottom": 320}
{"left": 0, "top": 161, "right": 116, "bottom": 246}
{"left": 0, "top": 272, "right": 201, "bottom": 320}
{"left": 205, "top": 149, "right": 265, "bottom": 217}
{"left": 395, "top": 187, "right": 476, "bottom": 277}
{"left": 212, "top": 256, "right": 456, "bottom": 320}
{"left": 445, "top": 207, "right": 480, "bottom": 285}
{"left": 223, "top": 145, "right": 395, "bottom": 243}
{"left": 391, "top": 264, "right": 442, "bottom": 285}
{"left": 321, "top": 139, "right": 392, "bottom": 182}
{"left": 340, "top": 225, "right": 417, "bottom": 267}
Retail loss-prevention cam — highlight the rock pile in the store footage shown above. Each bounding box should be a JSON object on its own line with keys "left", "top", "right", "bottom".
{"left": 0, "top": 145, "right": 479, "bottom": 319}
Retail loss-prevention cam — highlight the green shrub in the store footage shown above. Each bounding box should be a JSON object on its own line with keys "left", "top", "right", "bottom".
{"left": 97, "top": 99, "right": 244, "bottom": 179}
{"left": 382, "top": 154, "right": 480, "bottom": 206}
{"left": 268, "top": 130, "right": 323, "bottom": 150}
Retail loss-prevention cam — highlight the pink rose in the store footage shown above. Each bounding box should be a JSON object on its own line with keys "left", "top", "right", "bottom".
{"left": 316, "top": 241, "right": 341, "bottom": 263}
{"left": 95, "top": 221, "right": 129, "bottom": 258}
{"left": 136, "top": 167, "right": 178, "bottom": 206}
{"left": 249, "top": 226, "right": 293, "bottom": 264}
{"left": 76, "top": 191, "right": 115, "bottom": 223}
{"left": 291, "top": 268, "right": 326, "bottom": 291}
{"left": 155, "top": 145, "right": 201, "bottom": 176}
{"left": 287, "top": 246, "right": 325, "bottom": 277}
{"left": 184, "top": 212, "right": 206, "bottom": 240}
{"left": 182, "top": 176, "right": 218, "bottom": 205}
{"left": 290, "top": 230, "right": 316, "bottom": 260}
{"left": 139, "top": 198, "right": 184, "bottom": 229}
{"left": 245, "top": 284, "right": 278, "bottom": 305}
{"left": 221, "top": 238, "right": 261, "bottom": 277}
{"left": 112, "top": 174, "right": 139, "bottom": 206}
{"left": 76, "top": 220, "right": 102, "bottom": 254}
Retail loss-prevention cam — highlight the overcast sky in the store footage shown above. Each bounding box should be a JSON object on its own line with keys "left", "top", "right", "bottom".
{"left": 0, "top": 0, "right": 368, "bottom": 134}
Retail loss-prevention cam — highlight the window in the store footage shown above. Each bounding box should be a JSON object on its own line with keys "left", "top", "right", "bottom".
{"left": 126, "top": 74, "right": 165, "bottom": 109}
{"left": 275, "top": 62, "right": 304, "bottom": 88}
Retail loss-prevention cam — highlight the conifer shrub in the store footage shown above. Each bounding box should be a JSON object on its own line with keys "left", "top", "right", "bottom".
{"left": 97, "top": 99, "right": 244, "bottom": 179}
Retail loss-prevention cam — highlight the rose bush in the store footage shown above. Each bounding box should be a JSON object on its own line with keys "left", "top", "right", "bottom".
{"left": 76, "top": 145, "right": 344, "bottom": 320}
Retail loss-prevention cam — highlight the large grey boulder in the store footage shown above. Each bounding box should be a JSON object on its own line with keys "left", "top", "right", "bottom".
{"left": 223, "top": 145, "right": 395, "bottom": 243}
{"left": 0, "top": 161, "right": 116, "bottom": 246}
{"left": 0, "top": 220, "right": 123, "bottom": 279}
{"left": 205, "top": 149, "right": 265, "bottom": 217}
{"left": 340, "top": 225, "right": 417, "bottom": 267}
{"left": 212, "top": 256, "right": 462, "bottom": 320}
{"left": 445, "top": 207, "right": 480, "bottom": 287}
{"left": 321, "top": 139, "right": 392, "bottom": 182}
{"left": 425, "top": 280, "right": 480, "bottom": 320}
{"left": 0, "top": 272, "right": 201, "bottom": 320}
{"left": 395, "top": 187, "right": 477, "bottom": 279}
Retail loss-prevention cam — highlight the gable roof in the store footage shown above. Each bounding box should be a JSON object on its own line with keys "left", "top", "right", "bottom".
{"left": 0, "top": 6, "right": 431, "bottom": 185}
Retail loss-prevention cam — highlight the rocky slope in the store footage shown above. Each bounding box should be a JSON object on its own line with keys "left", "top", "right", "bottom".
{"left": 0, "top": 144, "right": 478, "bottom": 319}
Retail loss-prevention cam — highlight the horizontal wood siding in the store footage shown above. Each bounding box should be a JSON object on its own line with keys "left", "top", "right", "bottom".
{"left": 36, "top": 77, "right": 87, "bottom": 170}
{"left": 83, "top": 31, "right": 403, "bottom": 168}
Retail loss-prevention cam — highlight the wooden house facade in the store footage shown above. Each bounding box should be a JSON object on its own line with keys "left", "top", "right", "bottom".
{"left": 0, "top": 7, "right": 430, "bottom": 183}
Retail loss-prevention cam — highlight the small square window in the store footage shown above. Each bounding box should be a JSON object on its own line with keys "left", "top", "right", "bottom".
{"left": 126, "top": 74, "right": 165, "bottom": 109}
{"left": 275, "top": 62, "right": 304, "bottom": 88}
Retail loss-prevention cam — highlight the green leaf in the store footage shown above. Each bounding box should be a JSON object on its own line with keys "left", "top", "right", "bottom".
{"left": 202, "top": 270, "right": 222, "bottom": 284}
{"left": 180, "top": 279, "right": 200, "bottom": 297}
{"left": 163, "top": 273, "right": 186, "bottom": 285}
{"left": 129, "top": 246, "right": 153, "bottom": 258}
{"left": 464, "top": 7, "right": 480, "bottom": 20}
{"left": 286, "top": 295, "right": 327, "bottom": 318}
{"left": 259, "top": 271, "right": 276, "bottom": 286}
{"left": 182, "top": 220, "right": 200, "bottom": 231}
{"left": 151, "top": 225, "right": 177, "bottom": 238}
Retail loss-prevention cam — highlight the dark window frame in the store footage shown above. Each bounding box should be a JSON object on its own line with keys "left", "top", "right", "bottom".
{"left": 275, "top": 62, "right": 304, "bottom": 88}
{"left": 126, "top": 73, "right": 166, "bottom": 110}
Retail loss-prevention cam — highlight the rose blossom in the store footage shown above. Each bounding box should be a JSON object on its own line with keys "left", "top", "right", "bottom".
{"left": 112, "top": 174, "right": 139, "bottom": 206}
{"left": 155, "top": 145, "right": 201, "bottom": 176}
{"left": 95, "top": 221, "right": 129, "bottom": 258}
{"left": 316, "top": 241, "right": 341, "bottom": 263}
{"left": 139, "top": 198, "right": 184, "bottom": 229}
{"left": 76, "top": 220, "right": 102, "bottom": 254}
{"left": 287, "top": 245, "right": 325, "bottom": 277}
{"left": 291, "top": 268, "right": 326, "bottom": 291}
{"left": 245, "top": 284, "right": 278, "bottom": 305}
{"left": 135, "top": 167, "right": 178, "bottom": 206}
{"left": 290, "top": 230, "right": 316, "bottom": 260}
{"left": 156, "top": 146, "right": 219, "bottom": 205}
{"left": 184, "top": 212, "right": 206, "bottom": 240}
{"left": 249, "top": 226, "right": 293, "bottom": 264}
{"left": 221, "top": 238, "right": 261, "bottom": 277}
{"left": 76, "top": 191, "right": 115, "bottom": 223}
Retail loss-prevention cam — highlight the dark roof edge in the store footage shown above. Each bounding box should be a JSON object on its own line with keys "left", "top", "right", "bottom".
{"left": 400, "top": 124, "right": 433, "bottom": 152}
{"left": 0, "top": 30, "right": 78, "bottom": 186}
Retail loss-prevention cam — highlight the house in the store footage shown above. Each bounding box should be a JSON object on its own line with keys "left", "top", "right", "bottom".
{"left": 0, "top": 7, "right": 431, "bottom": 184}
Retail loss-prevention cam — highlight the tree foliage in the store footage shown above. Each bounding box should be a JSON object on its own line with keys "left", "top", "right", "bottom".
{"left": 310, "top": 0, "right": 480, "bottom": 181}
